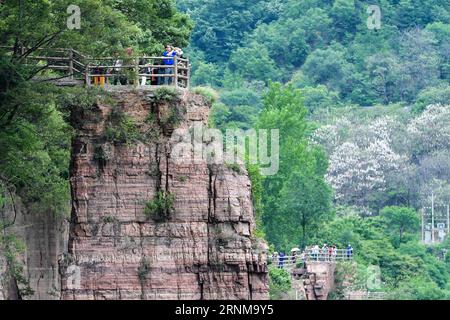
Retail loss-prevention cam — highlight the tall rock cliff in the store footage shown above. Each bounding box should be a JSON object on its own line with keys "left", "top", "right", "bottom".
{"left": 60, "top": 88, "right": 269, "bottom": 300}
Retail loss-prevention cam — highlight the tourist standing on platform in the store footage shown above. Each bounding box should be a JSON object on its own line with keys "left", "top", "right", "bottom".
{"left": 300, "top": 250, "right": 307, "bottom": 268}
{"left": 110, "top": 52, "right": 124, "bottom": 85}
{"left": 346, "top": 244, "right": 353, "bottom": 260}
{"left": 328, "top": 245, "right": 334, "bottom": 261}
{"left": 322, "top": 244, "right": 329, "bottom": 261}
{"left": 332, "top": 245, "right": 338, "bottom": 261}
{"left": 140, "top": 57, "right": 151, "bottom": 86}
{"left": 278, "top": 252, "right": 285, "bottom": 268}
{"left": 123, "top": 47, "right": 136, "bottom": 85}
{"left": 161, "top": 44, "right": 177, "bottom": 85}
{"left": 312, "top": 245, "right": 320, "bottom": 261}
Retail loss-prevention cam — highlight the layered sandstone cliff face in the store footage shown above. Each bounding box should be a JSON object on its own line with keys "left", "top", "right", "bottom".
{"left": 60, "top": 88, "right": 269, "bottom": 300}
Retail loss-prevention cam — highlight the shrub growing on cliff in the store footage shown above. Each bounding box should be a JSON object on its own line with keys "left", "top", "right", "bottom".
{"left": 226, "top": 162, "right": 242, "bottom": 175}
{"left": 144, "top": 191, "right": 175, "bottom": 221}
{"left": 0, "top": 232, "right": 34, "bottom": 298}
{"left": 159, "top": 105, "right": 187, "bottom": 130}
{"left": 105, "top": 110, "right": 141, "bottom": 144}
{"left": 268, "top": 266, "right": 292, "bottom": 300}
{"left": 192, "top": 86, "right": 219, "bottom": 104}
{"left": 93, "top": 144, "right": 113, "bottom": 172}
{"left": 138, "top": 257, "right": 151, "bottom": 281}
{"left": 150, "top": 88, "right": 186, "bottom": 133}
{"left": 152, "top": 87, "right": 180, "bottom": 104}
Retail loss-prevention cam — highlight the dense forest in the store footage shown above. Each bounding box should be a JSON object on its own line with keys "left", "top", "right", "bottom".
{"left": 177, "top": 0, "right": 450, "bottom": 299}
{"left": 0, "top": 0, "right": 449, "bottom": 300}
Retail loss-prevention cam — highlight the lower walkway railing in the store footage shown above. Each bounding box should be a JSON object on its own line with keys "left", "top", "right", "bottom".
{"left": 269, "top": 249, "right": 354, "bottom": 269}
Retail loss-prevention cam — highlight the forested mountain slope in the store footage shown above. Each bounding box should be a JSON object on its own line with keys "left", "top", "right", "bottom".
{"left": 178, "top": 0, "right": 450, "bottom": 299}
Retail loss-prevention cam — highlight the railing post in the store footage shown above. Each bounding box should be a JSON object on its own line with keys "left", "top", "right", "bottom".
{"left": 447, "top": 204, "right": 449, "bottom": 236}
{"left": 85, "top": 63, "right": 91, "bottom": 86}
{"left": 173, "top": 55, "right": 178, "bottom": 88}
{"left": 69, "top": 48, "right": 74, "bottom": 80}
{"left": 186, "top": 60, "right": 190, "bottom": 88}
{"left": 135, "top": 57, "right": 139, "bottom": 87}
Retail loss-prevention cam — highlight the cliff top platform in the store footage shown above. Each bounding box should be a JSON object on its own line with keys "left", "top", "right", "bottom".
{"left": 2, "top": 46, "right": 190, "bottom": 88}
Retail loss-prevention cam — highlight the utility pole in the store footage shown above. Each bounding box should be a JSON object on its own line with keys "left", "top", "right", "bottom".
{"left": 447, "top": 204, "right": 449, "bottom": 236}
{"left": 431, "top": 192, "right": 435, "bottom": 244}
{"left": 421, "top": 208, "right": 425, "bottom": 243}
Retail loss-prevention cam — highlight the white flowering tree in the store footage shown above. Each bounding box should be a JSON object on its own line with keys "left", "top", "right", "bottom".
{"left": 314, "top": 104, "right": 450, "bottom": 211}
{"left": 407, "top": 104, "right": 450, "bottom": 157}
{"left": 326, "top": 140, "right": 404, "bottom": 208}
{"left": 315, "top": 115, "right": 407, "bottom": 209}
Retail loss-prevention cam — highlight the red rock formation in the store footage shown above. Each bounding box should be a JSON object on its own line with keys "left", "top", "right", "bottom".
{"left": 60, "top": 89, "right": 269, "bottom": 300}
{"left": 292, "top": 262, "right": 336, "bottom": 300}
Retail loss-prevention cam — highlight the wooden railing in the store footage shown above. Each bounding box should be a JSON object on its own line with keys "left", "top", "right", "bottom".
{"left": 85, "top": 55, "right": 190, "bottom": 88}
{"left": 0, "top": 46, "right": 190, "bottom": 88}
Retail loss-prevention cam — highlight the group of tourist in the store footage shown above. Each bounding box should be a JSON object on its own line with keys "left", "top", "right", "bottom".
{"left": 91, "top": 44, "right": 185, "bottom": 86}
{"left": 271, "top": 244, "right": 354, "bottom": 268}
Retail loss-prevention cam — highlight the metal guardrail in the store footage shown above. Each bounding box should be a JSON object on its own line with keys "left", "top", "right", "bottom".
{"left": 345, "top": 291, "right": 386, "bottom": 300}
{"left": 269, "top": 249, "right": 354, "bottom": 269}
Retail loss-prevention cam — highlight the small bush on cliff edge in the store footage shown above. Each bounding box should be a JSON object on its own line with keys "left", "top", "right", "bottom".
{"left": 152, "top": 87, "right": 180, "bottom": 104}
{"left": 144, "top": 191, "right": 175, "bottom": 221}
{"left": 192, "top": 86, "right": 218, "bottom": 104}
{"left": 150, "top": 88, "right": 186, "bottom": 133}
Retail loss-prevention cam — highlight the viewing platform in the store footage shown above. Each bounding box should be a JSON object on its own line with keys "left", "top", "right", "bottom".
{"left": 1, "top": 46, "right": 190, "bottom": 88}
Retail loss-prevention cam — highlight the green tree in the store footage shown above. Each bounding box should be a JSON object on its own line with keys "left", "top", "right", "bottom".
{"left": 300, "top": 44, "right": 354, "bottom": 96}
{"left": 229, "top": 42, "right": 282, "bottom": 83}
{"left": 380, "top": 206, "right": 420, "bottom": 247}
{"left": 297, "top": 85, "right": 340, "bottom": 114}
{"left": 0, "top": 0, "right": 193, "bottom": 56}
{"left": 257, "top": 83, "right": 332, "bottom": 249}
{"left": 279, "top": 151, "right": 332, "bottom": 248}
{"left": 413, "top": 84, "right": 450, "bottom": 114}
{"left": 329, "top": 0, "right": 359, "bottom": 42}
{"left": 191, "top": 61, "right": 221, "bottom": 87}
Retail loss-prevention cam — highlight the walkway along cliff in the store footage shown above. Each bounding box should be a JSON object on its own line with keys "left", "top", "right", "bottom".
{"left": 59, "top": 87, "right": 269, "bottom": 300}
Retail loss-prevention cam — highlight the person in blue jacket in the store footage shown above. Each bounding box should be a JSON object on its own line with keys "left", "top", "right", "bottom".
{"left": 161, "top": 44, "right": 177, "bottom": 85}
{"left": 346, "top": 244, "right": 353, "bottom": 259}
{"left": 278, "top": 252, "right": 285, "bottom": 269}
